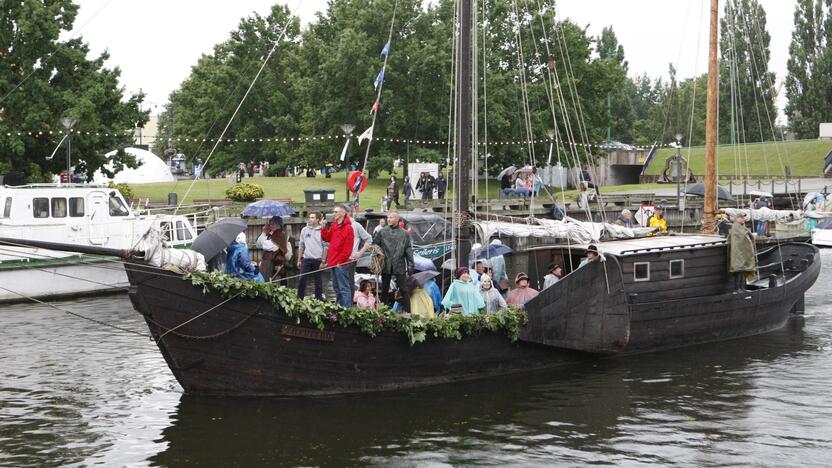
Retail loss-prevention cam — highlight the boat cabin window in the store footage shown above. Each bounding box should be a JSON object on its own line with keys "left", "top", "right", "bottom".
{"left": 33, "top": 198, "right": 49, "bottom": 218}
{"left": 160, "top": 222, "right": 173, "bottom": 241}
{"left": 69, "top": 197, "right": 84, "bottom": 217}
{"left": 669, "top": 259, "right": 685, "bottom": 279}
{"left": 2, "top": 197, "right": 10, "bottom": 218}
{"left": 108, "top": 195, "right": 129, "bottom": 217}
{"left": 634, "top": 262, "right": 650, "bottom": 282}
{"left": 51, "top": 198, "right": 67, "bottom": 218}
{"left": 176, "top": 220, "right": 192, "bottom": 241}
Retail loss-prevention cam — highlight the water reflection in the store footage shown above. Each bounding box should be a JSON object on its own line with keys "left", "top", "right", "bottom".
{"left": 1, "top": 252, "right": 830, "bottom": 466}
{"left": 151, "top": 319, "right": 823, "bottom": 467}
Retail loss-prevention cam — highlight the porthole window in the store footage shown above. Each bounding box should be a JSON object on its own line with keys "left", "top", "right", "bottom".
{"left": 669, "top": 259, "right": 685, "bottom": 279}
{"left": 2, "top": 197, "right": 11, "bottom": 218}
{"left": 634, "top": 262, "right": 650, "bottom": 282}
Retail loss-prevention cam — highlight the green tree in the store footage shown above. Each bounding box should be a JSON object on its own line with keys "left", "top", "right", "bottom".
{"left": 785, "top": 0, "right": 832, "bottom": 138}
{"left": 0, "top": 0, "right": 147, "bottom": 180}
{"left": 159, "top": 5, "right": 302, "bottom": 175}
{"left": 719, "top": 0, "right": 777, "bottom": 144}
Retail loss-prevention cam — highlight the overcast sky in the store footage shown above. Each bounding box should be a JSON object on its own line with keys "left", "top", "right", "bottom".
{"left": 70, "top": 0, "right": 797, "bottom": 119}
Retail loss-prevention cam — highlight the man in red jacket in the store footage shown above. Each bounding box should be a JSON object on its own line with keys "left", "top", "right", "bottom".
{"left": 321, "top": 204, "right": 355, "bottom": 307}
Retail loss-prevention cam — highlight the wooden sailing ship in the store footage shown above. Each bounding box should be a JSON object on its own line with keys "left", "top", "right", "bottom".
{"left": 0, "top": 0, "right": 821, "bottom": 396}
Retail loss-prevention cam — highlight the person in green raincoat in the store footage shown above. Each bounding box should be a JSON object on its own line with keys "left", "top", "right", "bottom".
{"left": 728, "top": 213, "right": 757, "bottom": 291}
{"left": 441, "top": 267, "right": 485, "bottom": 315}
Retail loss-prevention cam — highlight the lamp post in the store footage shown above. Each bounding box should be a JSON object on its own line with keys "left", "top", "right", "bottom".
{"left": 60, "top": 117, "right": 78, "bottom": 183}
{"left": 546, "top": 129, "right": 555, "bottom": 187}
{"left": 675, "top": 133, "right": 683, "bottom": 209}
{"left": 341, "top": 124, "right": 355, "bottom": 201}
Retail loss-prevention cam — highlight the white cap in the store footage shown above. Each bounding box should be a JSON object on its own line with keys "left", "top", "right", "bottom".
{"left": 490, "top": 238, "right": 502, "bottom": 246}
{"left": 235, "top": 232, "right": 247, "bottom": 244}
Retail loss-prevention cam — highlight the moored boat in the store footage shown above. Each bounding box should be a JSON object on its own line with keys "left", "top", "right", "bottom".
{"left": 0, "top": 182, "right": 197, "bottom": 303}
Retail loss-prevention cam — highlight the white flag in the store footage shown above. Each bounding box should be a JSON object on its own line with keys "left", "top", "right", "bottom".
{"left": 339, "top": 139, "right": 350, "bottom": 162}
{"left": 358, "top": 125, "right": 374, "bottom": 144}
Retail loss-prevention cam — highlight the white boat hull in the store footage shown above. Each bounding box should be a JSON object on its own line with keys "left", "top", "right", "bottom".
{"left": 811, "top": 228, "right": 832, "bottom": 247}
{"left": 0, "top": 256, "right": 127, "bottom": 304}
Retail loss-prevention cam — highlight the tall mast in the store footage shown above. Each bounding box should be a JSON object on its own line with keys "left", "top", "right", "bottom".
{"left": 455, "top": 0, "right": 473, "bottom": 266}
{"left": 703, "top": 0, "right": 719, "bottom": 233}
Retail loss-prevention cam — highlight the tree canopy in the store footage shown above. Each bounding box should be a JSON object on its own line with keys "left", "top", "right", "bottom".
{"left": 0, "top": 0, "right": 147, "bottom": 181}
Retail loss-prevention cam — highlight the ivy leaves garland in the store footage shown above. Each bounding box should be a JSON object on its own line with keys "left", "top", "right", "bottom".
{"left": 186, "top": 270, "right": 527, "bottom": 345}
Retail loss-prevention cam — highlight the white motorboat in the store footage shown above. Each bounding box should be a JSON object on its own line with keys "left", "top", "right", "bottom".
{"left": 811, "top": 219, "right": 832, "bottom": 247}
{"left": 0, "top": 183, "right": 196, "bottom": 303}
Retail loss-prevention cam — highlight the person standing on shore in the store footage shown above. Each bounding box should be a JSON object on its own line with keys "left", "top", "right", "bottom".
{"left": 321, "top": 205, "right": 355, "bottom": 308}
{"left": 373, "top": 210, "right": 414, "bottom": 312}
{"left": 436, "top": 171, "right": 447, "bottom": 199}
{"left": 387, "top": 176, "right": 400, "bottom": 209}
{"left": 403, "top": 176, "right": 413, "bottom": 203}
{"left": 296, "top": 212, "right": 327, "bottom": 300}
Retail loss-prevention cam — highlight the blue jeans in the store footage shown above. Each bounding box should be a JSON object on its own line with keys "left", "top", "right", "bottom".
{"left": 331, "top": 265, "right": 352, "bottom": 308}
{"left": 297, "top": 258, "right": 323, "bottom": 300}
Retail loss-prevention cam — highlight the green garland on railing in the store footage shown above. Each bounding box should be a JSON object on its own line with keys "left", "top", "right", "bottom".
{"left": 186, "top": 270, "right": 527, "bottom": 345}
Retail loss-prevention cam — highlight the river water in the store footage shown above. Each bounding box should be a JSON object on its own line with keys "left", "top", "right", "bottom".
{"left": 2, "top": 252, "right": 831, "bottom": 467}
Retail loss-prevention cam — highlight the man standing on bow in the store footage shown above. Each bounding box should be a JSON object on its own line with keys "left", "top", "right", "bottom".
{"left": 321, "top": 205, "right": 355, "bottom": 307}
{"left": 373, "top": 210, "right": 414, "bottom": 312}
{"left": 296, "top": 212, "right": 327, "bottom": 300}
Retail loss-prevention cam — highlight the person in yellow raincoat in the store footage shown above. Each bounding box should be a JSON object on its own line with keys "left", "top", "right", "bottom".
{"left": 648, "top": 206, "right": 668, "bottom": 235}
{"left": 406, "top": 276, "right": 435, "bottom": 319}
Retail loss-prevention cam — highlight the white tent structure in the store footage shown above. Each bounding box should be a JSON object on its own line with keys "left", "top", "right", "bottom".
{"left": 92, "top": 147, "right": 175, "bottom": 184}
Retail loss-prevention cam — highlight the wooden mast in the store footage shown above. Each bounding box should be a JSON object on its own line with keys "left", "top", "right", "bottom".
{"left": 703, "top": 0, "right": 719, "bottom": 233}
{"left": 455, "top": 0, "right": 473, "bottom": 266}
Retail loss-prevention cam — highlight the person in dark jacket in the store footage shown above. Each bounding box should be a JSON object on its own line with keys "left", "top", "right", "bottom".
{"left": 387, "top": 175, "right": 400, "bottom": 209}
{"left": 372, "top": 210, "right": 415, "bottom": 311}
{"left": 436, "top": 171, "right": 447, "bottom": 199}
{"left": 321, "top": 205, "right": 355, "bottom": 307}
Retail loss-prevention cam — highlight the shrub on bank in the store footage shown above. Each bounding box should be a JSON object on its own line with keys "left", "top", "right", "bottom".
{"left": 226, "top": 182, "right": 265, "bottom": 202}
{"left": 108, "top": 182, "right": 135, "bottom": 200}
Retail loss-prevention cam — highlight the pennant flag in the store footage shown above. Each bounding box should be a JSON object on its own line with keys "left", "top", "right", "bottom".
{"left": 374, "top": 66, "right": 385, "bottom": 90}
{"left": 358, "top": 125, "right": 374, "bottom": 144}
{"left": 371, "top": 100, "right": 379, "bottom": 114}
{"left": 380, "top": 42, "right": 390, "bottom": 57}
{"left": 352, "top": 173, "right": 365, "bottom": 194}
{"left": 339, "top": 139, "right": 350, "bottom": 162}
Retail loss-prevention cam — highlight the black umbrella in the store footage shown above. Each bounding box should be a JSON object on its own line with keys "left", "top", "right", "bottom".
{"left": 410, "top": 270, "right": 440, "bottom": 286}
{"left": 684, "top": 183, "right": 734, "bottom": 201}
{"left": 192, "top": 218, "right": 248, "bottom": 261}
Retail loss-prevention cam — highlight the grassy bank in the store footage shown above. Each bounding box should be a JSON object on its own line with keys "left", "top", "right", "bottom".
{"left": 132, "top": 170, "right": 505, "bottom": 205}
{"left": 646, "top": 139, "right": 832, "bottom": 177}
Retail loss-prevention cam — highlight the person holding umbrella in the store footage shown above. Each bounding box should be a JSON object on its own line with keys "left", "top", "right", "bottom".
{"left": 256, "top": 216, "right": 289, "bottom": 284}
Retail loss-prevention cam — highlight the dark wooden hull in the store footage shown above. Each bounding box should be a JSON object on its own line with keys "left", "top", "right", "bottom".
{"left": 522, "top": 242, "right": 821, "bottom": 354}
{"left": 125, "top": 264, "right": 585, "bottom": 396}
{"left": 125, "top": 241, "right": 819, "bottom": 397}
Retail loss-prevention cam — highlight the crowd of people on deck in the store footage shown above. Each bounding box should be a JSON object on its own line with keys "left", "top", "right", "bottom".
{"left": 219, "top": 205, "right": 607, "bottom": 317}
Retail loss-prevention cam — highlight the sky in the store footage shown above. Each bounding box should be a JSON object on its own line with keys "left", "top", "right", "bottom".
{"left": 70, "top": 0, "right": 798, "bottom": 118}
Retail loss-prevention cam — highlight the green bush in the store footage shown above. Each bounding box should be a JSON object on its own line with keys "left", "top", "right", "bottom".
{"left": 266, "top": 165, "right": 284, "bottom": 177}
{"left": 226, "top": 182, "right": 264, "bottom": 202}
{"left": 108, "top": 182, "right": 135, "bottom": 200}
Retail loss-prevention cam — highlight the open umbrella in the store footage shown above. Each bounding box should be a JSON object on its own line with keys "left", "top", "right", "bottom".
{"left": 411, "top": 270, "right": 440, "bottom": 286}
{"left": 476, "top": 243, "right": 513, "bottom": 259}
{"left": 413, "top": 254, "right": 436, "bottom": 272}
{"left": 241, "top": 199, "right": 295, "bottom": 217}
{"left": 684, "top": 183, "right": 734, "bottom": 201}
{"left": 192, "top": 218, "right": 248, "bottom": 261}
{"left": 497, "top": 166, "right": 516, "bottom": 180}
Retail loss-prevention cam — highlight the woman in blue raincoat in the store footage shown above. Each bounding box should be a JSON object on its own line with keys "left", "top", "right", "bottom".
{"left": 225, "top": 232, "right": 265, "bottom": 282}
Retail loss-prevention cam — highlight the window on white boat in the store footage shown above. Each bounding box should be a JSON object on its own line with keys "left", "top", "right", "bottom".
{"left": 108, "top": 195, "right": 129, "bottom": 216}
{"left": 2, "top": 197, "right": 10, "bottom": 218}
{"left": 33, "top": 198, "right": 49, "bottom": 218}
{"left": 160, "top": 221, "right": 172, "bottom": 241}
{"left": 634, "top": 262, "right": 650, "bottom": 282}
{"left": 176, "top": 220, "right": 192, "bottom": 241}
{"left": 51, "top": 198, "right": 67, "bottom": 218}
{"left": 69, "top": 197, "right": 84, "bottom": 217}
{"left": 669, "top": 259, "right": 685, "bottom": 279}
